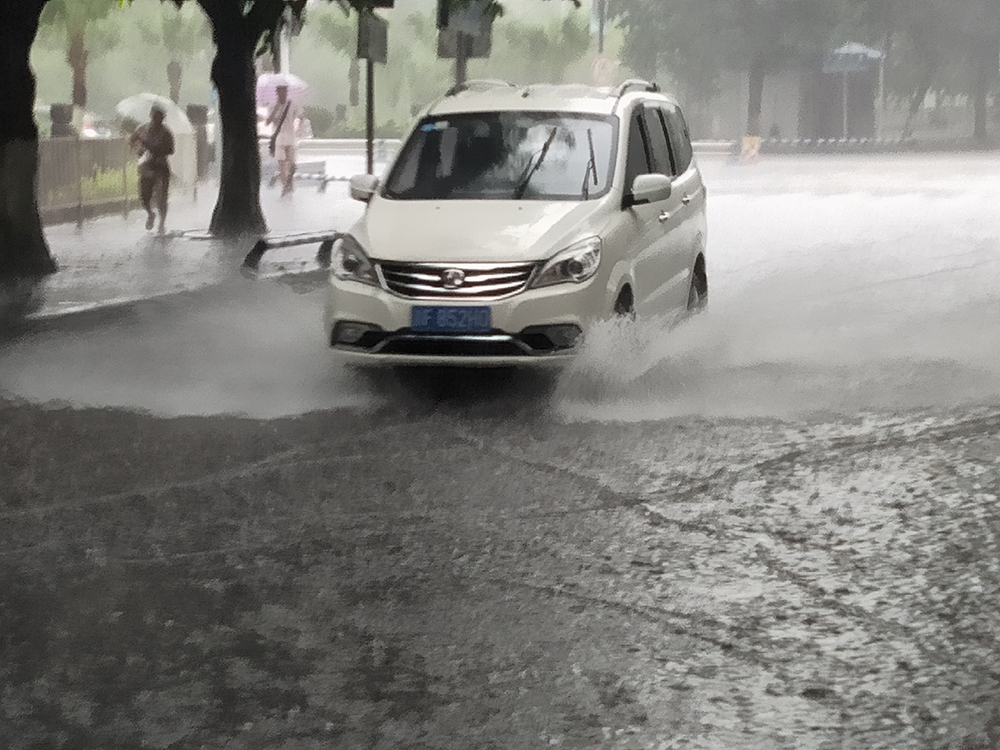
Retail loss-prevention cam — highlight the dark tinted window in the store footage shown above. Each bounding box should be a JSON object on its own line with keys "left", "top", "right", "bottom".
{"left": 643, "top": 106, "right": 674, "bottom": 177}
{"left": 662, "top": 105, "right": 693, "bottom": 174}
{"left": 624, "top": 112, "right": 650, "bottom": 187}
{"left": 383, "top": 112, "right": 618, "bottom": 201}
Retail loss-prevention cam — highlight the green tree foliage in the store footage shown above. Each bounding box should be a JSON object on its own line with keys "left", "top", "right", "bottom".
{"left": 492, "top": 13, "right": 590, "bottom": 83}
{"left": 615, "top": 0, "right": 997, "bottom": 139}
{"left": 854, "top": 0, "right": 999, "bottom": 139}
{"left": 135, "top": 1, "right": 210, "bottom": 103}
{"left": 39, "top": 0, "right": 122, "bottom": 108}
{"left": 613, "top": 0, "right": 845, "bottom": 136}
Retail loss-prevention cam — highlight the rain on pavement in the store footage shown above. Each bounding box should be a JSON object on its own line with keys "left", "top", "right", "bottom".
{"left": 2, "top": 154, "right": 999, "bottom": 748}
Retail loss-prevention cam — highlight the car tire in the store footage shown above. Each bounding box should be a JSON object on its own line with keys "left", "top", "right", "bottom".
{"left": 613, "top": 286, "right": 635, "bottom": 319}
{"left": 686, "top": 265, "right": 708, "bottom": 313}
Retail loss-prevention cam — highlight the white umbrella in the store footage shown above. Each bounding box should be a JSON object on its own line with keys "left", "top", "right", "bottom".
{"left": 115, "top": 93, "right": 193, "bottom": 134}
{"left": 256, "top": 72, "right": 310, "bottom": 107}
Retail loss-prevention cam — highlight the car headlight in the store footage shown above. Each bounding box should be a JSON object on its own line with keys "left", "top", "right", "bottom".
{"left": 530, "top": 237, "right": 602, "bottom": 289}
{"left": 332, "top": 235, "right": 380, "bottom": 287}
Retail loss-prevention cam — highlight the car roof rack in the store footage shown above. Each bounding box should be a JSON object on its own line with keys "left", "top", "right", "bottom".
{"left": 612, "top": 79, "right": 661, "bottom": 98}
{"left": 444, "top": 79, "right": 517, "bottom": 97}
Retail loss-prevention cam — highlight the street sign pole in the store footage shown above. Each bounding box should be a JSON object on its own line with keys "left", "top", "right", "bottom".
{"left": 597, "top": 0, "right": 605, "bottom": 54}
{"left": 438, "top": 0, "right": 491, "bottom": 80}
{"left": 455, "top": 32, "right": 469, "bottom": 86}
{"left": 366, "top": 57, "right": 375, "bottom": 174}
{"left": 842, "top": 71, "right": 849, "bottom": 139}
{"left": 357, "top": 10, "right": 388, "bottom": 175}
{"left": 877, "top": 56, "right": 885, "bottom": 140}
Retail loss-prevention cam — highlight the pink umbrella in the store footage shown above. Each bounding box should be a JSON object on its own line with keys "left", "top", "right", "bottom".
{"left": 256, "top": 72, "right": 310, "bottom": 107}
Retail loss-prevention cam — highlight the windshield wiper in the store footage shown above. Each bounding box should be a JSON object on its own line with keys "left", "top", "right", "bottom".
{"left": 513, "top": 127, "right": 558, "bottom": 199}
{"left": 581, "top": 128, "right": 598, "bottom": 199}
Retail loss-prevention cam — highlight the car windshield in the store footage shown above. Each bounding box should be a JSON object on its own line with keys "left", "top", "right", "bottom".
{"left": 382, "top": 112, "right": 618, "bottom": 201}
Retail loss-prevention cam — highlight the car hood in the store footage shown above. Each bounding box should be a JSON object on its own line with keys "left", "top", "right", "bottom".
{"left": 356, "top": 198, "right": 608, "bottom": 263}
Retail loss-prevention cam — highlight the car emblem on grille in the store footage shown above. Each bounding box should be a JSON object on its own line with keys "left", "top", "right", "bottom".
{"left": 441, "top": 268, "right": 466, "bottom": 289}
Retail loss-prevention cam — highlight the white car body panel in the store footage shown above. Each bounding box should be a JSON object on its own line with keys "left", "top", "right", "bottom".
{"left": 358, "top": 198, "right": 609, "bottom": 265}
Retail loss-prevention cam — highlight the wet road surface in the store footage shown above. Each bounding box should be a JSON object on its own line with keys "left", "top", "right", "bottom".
{"left": 1, "top": 154, "right": 999, "bottom": 748}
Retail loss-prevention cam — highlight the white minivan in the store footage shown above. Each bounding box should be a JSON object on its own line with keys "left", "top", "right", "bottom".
{"left": 324, "top": 79, "right": 708, "bottom": 366}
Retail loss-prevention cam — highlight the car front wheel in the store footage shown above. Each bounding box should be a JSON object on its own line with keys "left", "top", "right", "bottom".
{"left": 687, "top": 265, "right": 708, "bottom": 313}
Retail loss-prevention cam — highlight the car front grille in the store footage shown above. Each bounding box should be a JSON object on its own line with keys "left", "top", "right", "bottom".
{"left": 378, "top": 261, "right": 537, "bottom": 300}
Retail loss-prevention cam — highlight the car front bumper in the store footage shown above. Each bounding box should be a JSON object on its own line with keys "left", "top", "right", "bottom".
{"left": 324, "top": 272, "right": 606, "bottom": 367}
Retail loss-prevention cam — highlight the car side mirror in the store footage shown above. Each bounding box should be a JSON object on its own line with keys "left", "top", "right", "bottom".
{"left": 625, "top": 173, "right": 672, "bottom": 207}
{"left": 349, "top": 174, "right": 379, "bottom": 203}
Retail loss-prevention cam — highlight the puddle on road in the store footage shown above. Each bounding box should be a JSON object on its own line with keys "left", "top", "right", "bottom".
{"left": 0, "top": 278, "right": 377, "bottom": 419}
{"left": 555, "top": 266, "right": 1000, "bottom": 423}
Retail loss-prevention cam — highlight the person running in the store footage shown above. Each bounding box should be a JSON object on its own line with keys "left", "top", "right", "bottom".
{"left": 266, "top": 81, "right": 302, "bottom": 196}
{"left": 130, "top": 106, "right": 175, "bottom": 234}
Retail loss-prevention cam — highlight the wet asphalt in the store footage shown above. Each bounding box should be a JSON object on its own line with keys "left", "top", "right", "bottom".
{"left": 1, "top": 153, "right": 999, "bottom": 749}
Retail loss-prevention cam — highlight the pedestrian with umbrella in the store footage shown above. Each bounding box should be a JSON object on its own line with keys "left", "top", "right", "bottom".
{"left": 263, "top": 75, "right": 305, "bottom": 196}
{"left": 129, "top": 105, "right": 175, "bottom": 234}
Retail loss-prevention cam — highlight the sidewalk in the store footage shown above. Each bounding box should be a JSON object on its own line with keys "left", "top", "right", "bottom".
{"left": 28, "top": 178, "right": 364, "bottom": 321}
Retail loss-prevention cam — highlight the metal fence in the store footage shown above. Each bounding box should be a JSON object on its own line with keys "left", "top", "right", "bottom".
{"left": 37, "top": 134, "right": 197, "bottom": 226}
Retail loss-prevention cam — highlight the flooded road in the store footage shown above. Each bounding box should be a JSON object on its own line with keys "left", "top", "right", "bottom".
{"left": 1, "top": 154, "right": 999, "bottom": 749}
{"left": 2, "top": 154, "right": 997, "bottom": 420}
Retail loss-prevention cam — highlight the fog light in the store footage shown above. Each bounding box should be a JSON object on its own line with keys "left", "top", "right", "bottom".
{"left": 333, "top": 321, "right": 381, "bottom": 345}
{"left": 547, "top": 324, "right": 582, "bottom": 348}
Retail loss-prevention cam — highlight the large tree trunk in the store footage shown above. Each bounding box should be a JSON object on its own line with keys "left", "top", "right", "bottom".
{"left": 199, "top": 0, "right": 267, "bottom": 239}
{"left": 0, "top": 0, "right": 58, "bottom": 281}
{"left": 67, "top": 27, "right": 87, "bottom": 109}
{"left": 209, "top": 37, "right": 267, "bottom": 238}
{"left": 746, "top": 56, "right": 765, "bottom": 137}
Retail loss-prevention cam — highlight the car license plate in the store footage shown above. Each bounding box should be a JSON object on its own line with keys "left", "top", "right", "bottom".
{"left": 411, "top": 306, "right": 491, "bottom": 333}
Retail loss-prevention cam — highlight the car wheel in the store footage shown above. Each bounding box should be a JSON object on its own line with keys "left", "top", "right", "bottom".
{"left": 613, "top": 286, "right": 635, "bottom": 318}
{"left": 687, "top": 262, "right": 708, "bottom": 313}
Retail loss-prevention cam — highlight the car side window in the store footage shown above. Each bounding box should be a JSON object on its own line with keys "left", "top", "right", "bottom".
{"left": 642, "top": 105, "right": 674, "bottom": 177}
{"left": 624, "top": 111, "right": 651, "bottom": 190}
{"left": 661, "top": 105, "right": 693, "bottom": 174}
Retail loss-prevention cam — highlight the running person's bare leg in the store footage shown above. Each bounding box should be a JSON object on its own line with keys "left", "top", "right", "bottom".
{"left": 140, "top": 173, "right": 155, "bottom": 230}
{"left": 278, "top": 156, "right": 290, "bottom": 195}
{"left": 156, "top": 172, "right": 170, "bottom": 234}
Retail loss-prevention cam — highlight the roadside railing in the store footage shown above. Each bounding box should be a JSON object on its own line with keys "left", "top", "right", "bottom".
{"left": 37, "top": 134, "right": 197, "bottom": 227}
{"left": 37, "top": 137, "right": 133, "bottom": 226}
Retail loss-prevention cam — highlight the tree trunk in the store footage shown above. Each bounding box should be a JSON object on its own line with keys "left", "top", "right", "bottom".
{"left": 209, "top": 35, "right": 267, "bottom": 238}
{"left": 971, "top": 42, "right": 993, "bottom": 142}
{"left": 198, "top": 0, "right": 290, "bottom": 239}
{"left": 746, "top": 57, "right": 765, "bottom": 137}
{"left": 67, "top": 27, "right": 87, "bottom": 109}
{"left": 167, "top": 59, "right": 182, "bottom": 105}
{"left": 902, "top": 61, "right": 936, "bottom": 140}
{"left": 0, "top": 0, "right": 58, "bottom": 281}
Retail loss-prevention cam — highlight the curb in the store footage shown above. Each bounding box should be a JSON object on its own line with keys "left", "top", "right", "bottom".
{"left": 5, "top": 266, "right": 328, "bottom": 337}
{"left": 10, "top": 285, "right": 230, "bottom": 336}
{"left": 713, "top": 138, "right": 1000, "bottom": 157}
{"left": 757, "top": 137, "right": 918, "bottom": 155}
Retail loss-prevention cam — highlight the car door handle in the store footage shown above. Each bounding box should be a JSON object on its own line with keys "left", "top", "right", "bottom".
{"left": 658, "top": 211, "right": 671, "bottom": 223}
